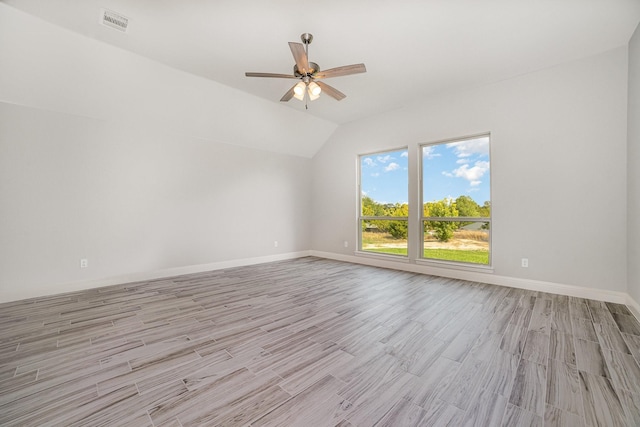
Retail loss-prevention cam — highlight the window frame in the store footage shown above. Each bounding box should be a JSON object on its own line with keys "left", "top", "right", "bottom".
{"left": 419, "top": 134, "right": 492, "bottom": 269}
{"left": 357, "top": 146, "right": 409, "bottom": 258}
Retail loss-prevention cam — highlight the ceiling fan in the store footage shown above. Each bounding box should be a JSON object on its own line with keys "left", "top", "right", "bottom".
{"left": 245, "top": 33, "right": 366, "bottom": 106}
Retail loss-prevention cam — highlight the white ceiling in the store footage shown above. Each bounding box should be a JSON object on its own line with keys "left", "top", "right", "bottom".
{"left": 4, "top": 0, "right": 640, "bottom": 125}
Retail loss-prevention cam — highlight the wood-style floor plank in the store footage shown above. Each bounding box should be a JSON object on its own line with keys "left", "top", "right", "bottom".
{"left": 480, "top": 349, "right": 519, "bottom": 397}
{"left": 544, "top": 404, "right": 583, "bottom": 427}
{"left": 576, "top": 338, "right": 610, "bottom": 378}
{"left": 579, "top": 370, "right": 628, "bottom": 427}
{"left": 0, "top": 257, "right": 639, "bottom": 426}
{"left": 502, "top": 403, "right": 543, "bottom": 427}
{"left": 509, "top": 358, "right": 547, "bottom": 416}
{"left": 549, "top": 330, "right": 576, "bottom": 365}
{"left": 460, "top": 387, "right": 508, "bottom": 426}
{"left": 545, "top": 358, "right": 583, "bottom": 416}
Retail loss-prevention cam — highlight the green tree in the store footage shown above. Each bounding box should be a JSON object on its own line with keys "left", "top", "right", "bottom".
{"left": 479, "top": 201, "right": 491, "bottom": 230}
{"left": 362, "top": 195, "right": 387, "bottom": 232}
{"left": 479, "top": 201, "right": 491, "bottom": 218}
{"left": 454, "top": 195, "right": 480, "bottom": 228}
{"left": 387, "top": 203, "right": 408, "bottom": 239}
{"left": 424, "top": 199, "right": 459, "bottom": 242}
{"left": 455, "top": 195, "right": 480, "bottom": 217}
{"left": 362, "top": 195, "right": 385, "bottom": 216}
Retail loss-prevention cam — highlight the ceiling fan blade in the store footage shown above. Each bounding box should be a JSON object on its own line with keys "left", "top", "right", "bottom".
{"left": 314, "top": 63, "right": 367, "bottom": 79}
{"left": 280, "top": 84, "right": 296, "bottom": 102}
{"left": 316, "top": 81, "right": 346, "bottom": 101}
{"left": 289, "top": 42, "right": 310, "bottom": 74}
{"left": 245, "top": 72, "right": 297, "bottom": 79}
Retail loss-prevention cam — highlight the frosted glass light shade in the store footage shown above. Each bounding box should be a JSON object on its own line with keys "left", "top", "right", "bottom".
{"left": 308, "top": 81, "right": 321, "bottom": 96}
{"left": 307, "top": 81, "right": 321, "bottom": 101}
{"left": 293, "top": 81, "right": 306, "bottom": 100}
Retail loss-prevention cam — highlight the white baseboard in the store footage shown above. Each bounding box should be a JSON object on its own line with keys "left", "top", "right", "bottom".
{"left": 310, "top": 250, "right": 630, "bottom": 305}
{"left": 627, "top": 294, "right": 640, "bottom": 322}
{"left": 4, "top": 250, "right": 639, "bottom": 326}
{"left": 0, "top": 251, "right": 312, "bottom": 304}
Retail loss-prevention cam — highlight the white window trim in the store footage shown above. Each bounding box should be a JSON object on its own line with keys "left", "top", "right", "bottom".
{"left": 357, "top": 147, "right": 409, "bottom": 258}
{"left": 419, "top": 133, "right": 493, "bottom": 268}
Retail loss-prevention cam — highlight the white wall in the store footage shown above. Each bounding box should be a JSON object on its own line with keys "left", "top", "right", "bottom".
{"left": 0, "top": 5, "right": 318, "bottom": 302}
{"left": 312, "top": 47, "right": 629, "bottom": 294}
{"left": 629, "top": 24, "right": 640, "bottom": 304}
{"left": 0, "top": 102, "right": 312, "bottom": 302}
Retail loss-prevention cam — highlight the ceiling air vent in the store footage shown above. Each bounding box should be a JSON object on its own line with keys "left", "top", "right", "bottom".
{"left": 101, "top": 9, "right": 129, "bottom": 32}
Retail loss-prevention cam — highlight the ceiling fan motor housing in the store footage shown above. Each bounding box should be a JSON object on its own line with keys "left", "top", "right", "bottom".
{"left": 294, "top": 62, "right": 320, "bottom": 77}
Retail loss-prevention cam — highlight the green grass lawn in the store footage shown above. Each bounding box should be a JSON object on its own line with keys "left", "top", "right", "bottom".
{"left": 365, "top": 247, "right": 489, "bottom": 265}
{"left": 423, "top": 248, "right": 489, "bottom": 264}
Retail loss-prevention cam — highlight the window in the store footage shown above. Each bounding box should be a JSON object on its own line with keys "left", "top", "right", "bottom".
{"left": 358, "top": 148, "right": 408, "bottom": 257}
{"left": 421, "top": 135, "right": 491, "bottom": 266}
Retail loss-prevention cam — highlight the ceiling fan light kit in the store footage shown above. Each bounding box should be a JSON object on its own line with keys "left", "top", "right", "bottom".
{"left": 245, "top": 33, "right": 366, "bottom": 108}
{"left": 308, "top": 81, "right": 321, "bottom": 98}
{"left": 293, "top": 81, "right": 306, "bottom": 100}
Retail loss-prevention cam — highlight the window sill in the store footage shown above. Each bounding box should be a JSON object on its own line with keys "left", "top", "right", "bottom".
{"left": 353, "top": 251, "right": 494, "bottom": 274}
{"left": 354, "top": 251, "right": 411, "bottom": 263}
{"left": 415, "top": 258, "right": 494, "bottom": 273}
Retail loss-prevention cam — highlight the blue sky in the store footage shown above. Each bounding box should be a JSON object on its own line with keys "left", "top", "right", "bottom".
{"left": 360, "top": 136, "right": 490, "bottom": 205}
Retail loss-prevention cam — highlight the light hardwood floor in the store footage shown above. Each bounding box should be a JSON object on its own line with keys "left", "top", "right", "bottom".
{"left": 1, "top": 257, "right": 640, "bottom": 426}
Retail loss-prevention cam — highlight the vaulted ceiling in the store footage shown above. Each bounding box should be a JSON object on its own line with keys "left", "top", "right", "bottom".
{"left": 3, "top": 0, "right": 640, "bottom": 125}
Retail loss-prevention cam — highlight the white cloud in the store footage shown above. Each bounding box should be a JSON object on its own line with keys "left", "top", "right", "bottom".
{"left": 377, "top": 155, "right": 392, "bottom": 163}
{"left": 470, "top": 180, "right": 482, "bottom": 186}
{"left": 363, "top": 158, "right": 376, "bottom": 167}
{"left": 456, "top": 158, "right": 469, "bottom": 164}
{"left": 452, "top": 161, "right": 489, "bottom": 182}
{"left": 442, "top": 171, "right": 453, "bottom": 177}
{"left": 447, "top": 137, "right": 489, "bottom": 158}
{"left": 423, "top": 146, "right": 441, "bottom": 159}
{"left": 371, "top": 172, "right": 380, "bottom": 177}
{"left": 400, "top": 151, "right": 408, "bottom": 158}
{"left": 384, "top": 162, "right": 400, "bottom": 172}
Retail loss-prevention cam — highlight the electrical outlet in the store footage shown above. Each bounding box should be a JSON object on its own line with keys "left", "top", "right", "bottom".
{"left": 521, "top": 258, "right": 528, "bottom": 268}
{"left": 80, "top": 258, "right": 88, "bottom": 269}
{"left": 274, "top": 241, "right": 278, "bottom": 248}
{"left": 344, "top": 241, "right": 349, "bottom": 248}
